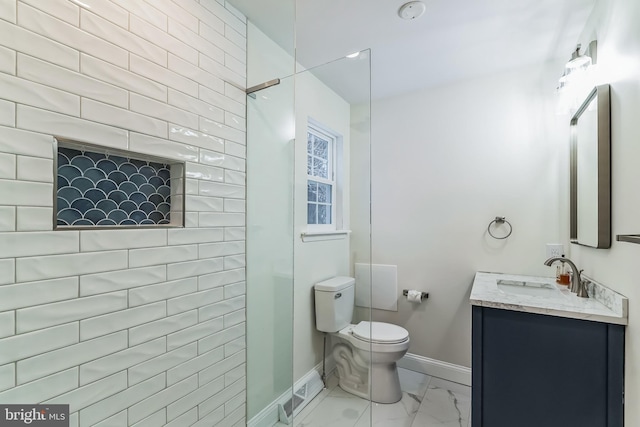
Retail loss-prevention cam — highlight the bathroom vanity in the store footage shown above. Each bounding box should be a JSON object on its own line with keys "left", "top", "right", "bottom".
{"left": 470, "top": 272, "right": 628, "bottom": 427}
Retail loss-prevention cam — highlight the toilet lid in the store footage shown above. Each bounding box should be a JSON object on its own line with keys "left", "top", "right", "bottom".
{"left": 352, "top": 321, "right": 409, "bottom": 344}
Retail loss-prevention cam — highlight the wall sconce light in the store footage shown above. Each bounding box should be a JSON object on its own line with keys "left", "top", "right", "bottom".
{"left": 557, "top": 41, "right": 598, "bottom": 115}
{"left": 567, "top": 45, "right": 593, "bottom": 72}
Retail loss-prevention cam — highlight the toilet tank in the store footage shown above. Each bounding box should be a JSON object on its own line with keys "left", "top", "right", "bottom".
{"left": 314, "top": 276, "right": 355, "bottom": 333}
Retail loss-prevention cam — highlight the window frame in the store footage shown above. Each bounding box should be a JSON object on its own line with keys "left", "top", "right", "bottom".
{"left": 306, "top": 122, "right": 338, "bottom": 231}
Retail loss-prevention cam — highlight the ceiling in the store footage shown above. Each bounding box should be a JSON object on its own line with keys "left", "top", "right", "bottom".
{"left": 228, "top": 0, "right": 597, "bottom": 103}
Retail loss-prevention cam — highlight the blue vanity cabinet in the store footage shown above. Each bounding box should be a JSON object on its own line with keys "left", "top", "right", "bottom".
{"left": 472, "top": 306, "right": 625, "bottom": 427}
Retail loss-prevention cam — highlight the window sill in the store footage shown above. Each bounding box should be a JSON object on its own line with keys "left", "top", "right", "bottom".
{"left": 301, "top": 230, "right": 351, "bottom": 242}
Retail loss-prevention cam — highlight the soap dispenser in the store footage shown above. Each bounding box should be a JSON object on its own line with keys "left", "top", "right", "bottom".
{"left": 558, "top": 255, "right": 570, "bottom": 286}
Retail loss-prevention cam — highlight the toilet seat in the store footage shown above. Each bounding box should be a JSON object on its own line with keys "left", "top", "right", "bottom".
{"left": 352, "top": 321, "right": 409, "bottom": 344}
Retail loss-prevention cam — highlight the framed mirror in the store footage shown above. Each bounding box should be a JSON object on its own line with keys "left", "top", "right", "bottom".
{"left": 570, "top": 84, "right": 611, "bottom": 248}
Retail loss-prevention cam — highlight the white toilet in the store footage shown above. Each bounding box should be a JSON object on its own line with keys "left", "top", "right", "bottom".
{"left": 314, "top": 276, "right": 410, "bottom": 403}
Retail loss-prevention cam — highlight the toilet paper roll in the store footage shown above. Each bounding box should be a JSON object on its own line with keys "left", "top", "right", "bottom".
{"left": 407, "top": 290, "right": 422, "bottom": 303}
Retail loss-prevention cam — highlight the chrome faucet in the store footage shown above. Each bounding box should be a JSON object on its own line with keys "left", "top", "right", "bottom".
{"left": 543, "top": 257, "right": 589, "bottom": 298}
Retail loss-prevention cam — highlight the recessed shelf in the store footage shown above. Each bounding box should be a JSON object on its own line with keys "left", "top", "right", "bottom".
{"left": 55, "top": 138, "right": 185, "bottom": 229}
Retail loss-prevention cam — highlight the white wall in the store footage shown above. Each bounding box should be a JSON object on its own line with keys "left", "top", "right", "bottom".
{"left": 350, "top": 104, "right": 372, "bottom": 278}
{"left": 569, "top": 1, "right": 640, "bottom": 425}
{"left": 0, "top": 1, "right": 247, "bottom": 426}
{"left": 361, "top": 65, "right": 565, "bottom": 368}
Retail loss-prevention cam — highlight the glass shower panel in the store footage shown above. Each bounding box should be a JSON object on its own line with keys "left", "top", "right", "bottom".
{"left": 347, "top": 52, "right": 373, "bottom": 427}
{"left": 246, "top": 75, "right": 295, "bottom": 423}
{"left": 290, "top": 50, "right": 372, "bottom": 426}
{"left": 245, "top": 5, "right": 295, "bottom": 90}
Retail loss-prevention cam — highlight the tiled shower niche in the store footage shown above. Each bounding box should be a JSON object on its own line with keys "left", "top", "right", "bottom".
{"left": 55, "top": 139, "right": 185, "bottom": 228}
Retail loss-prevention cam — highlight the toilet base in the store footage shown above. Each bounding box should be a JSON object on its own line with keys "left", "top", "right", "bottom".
{"left": 370, "top": 362, "right": 402, "bottom": 403}
{"left": 332, "top": 343, "right": 403, "bottom": 404}
{"left": 333, "top": 343, "right": 370, "bottom": 400}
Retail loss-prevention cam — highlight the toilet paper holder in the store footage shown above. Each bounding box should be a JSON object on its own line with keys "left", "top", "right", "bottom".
{"left": 403, "top": 289, "right": 429, "bottom": 301}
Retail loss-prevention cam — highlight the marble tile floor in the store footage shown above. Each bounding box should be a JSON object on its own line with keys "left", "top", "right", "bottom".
{"left": 275, "top": 368, "right": 471, "bottom": 427}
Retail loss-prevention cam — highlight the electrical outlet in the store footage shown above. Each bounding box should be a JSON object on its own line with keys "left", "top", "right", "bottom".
{"left": 546, "top": 243, "right": 564, "bottom": 258}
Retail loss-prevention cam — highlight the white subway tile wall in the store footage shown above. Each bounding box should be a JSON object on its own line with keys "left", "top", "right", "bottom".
{"left": 0, "top": 1, "right": 247, "bottom": 425}
{"left": 0, "top": 100, "right": 16, "bottom": 128}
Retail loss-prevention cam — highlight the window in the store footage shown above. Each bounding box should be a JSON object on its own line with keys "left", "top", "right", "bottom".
{"left": 307, "top": 123, "right": 337, "bottom": 229}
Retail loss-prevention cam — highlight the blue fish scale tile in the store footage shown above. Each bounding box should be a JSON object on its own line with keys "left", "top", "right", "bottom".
{"left": 56, "top": 146, "right": 173, "bottom": 227}
{"left": 84, "top": 168, "right": 107, "bottom": 184}
{"left": 96, "top": 159, "right": 118, "bottom": 174}
{"left": 59, "top": 164, "right": 82, "bottom": 181}
{"left": 58, "top": 152, "right": 70, "bottom": 166}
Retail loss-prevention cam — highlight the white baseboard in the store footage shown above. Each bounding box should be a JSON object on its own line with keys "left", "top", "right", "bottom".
{"left": 398, "top": 353, "right": 471, "bottom": 386}
{"left": 248, "top": 357, "right": 336, "bottom": 427}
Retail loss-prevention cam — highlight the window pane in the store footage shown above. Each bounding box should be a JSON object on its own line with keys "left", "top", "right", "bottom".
{"left": 307, "top": 203, "right": 317, "bottom": 224}
{"left": 317, "top": 204, "right": 331, "bottom": 224}
{"left": 313, "top": 158, "right": 328, "bottom": 179}
{"left": 307, "top": 181, "right": 317, "bottom": 202}
{"left": 317, "top": 183, "right": 331, "bottom": 203}
{"left": 307, "top": 155, "right": 312, "bottom": 175}
{"left": 307, "top": 133, "right": 313, "bottom": 155}
{"left": 313, "top": 138, "right": 328, "bottom": 160}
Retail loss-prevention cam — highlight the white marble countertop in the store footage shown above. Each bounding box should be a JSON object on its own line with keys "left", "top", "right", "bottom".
{"left": 470, "top": 271, "right": 628, "bottom": 325}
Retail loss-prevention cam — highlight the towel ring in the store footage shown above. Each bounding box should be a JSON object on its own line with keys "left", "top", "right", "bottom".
{"left": 488, "top": 216, "right": 512, "bottom": 240}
